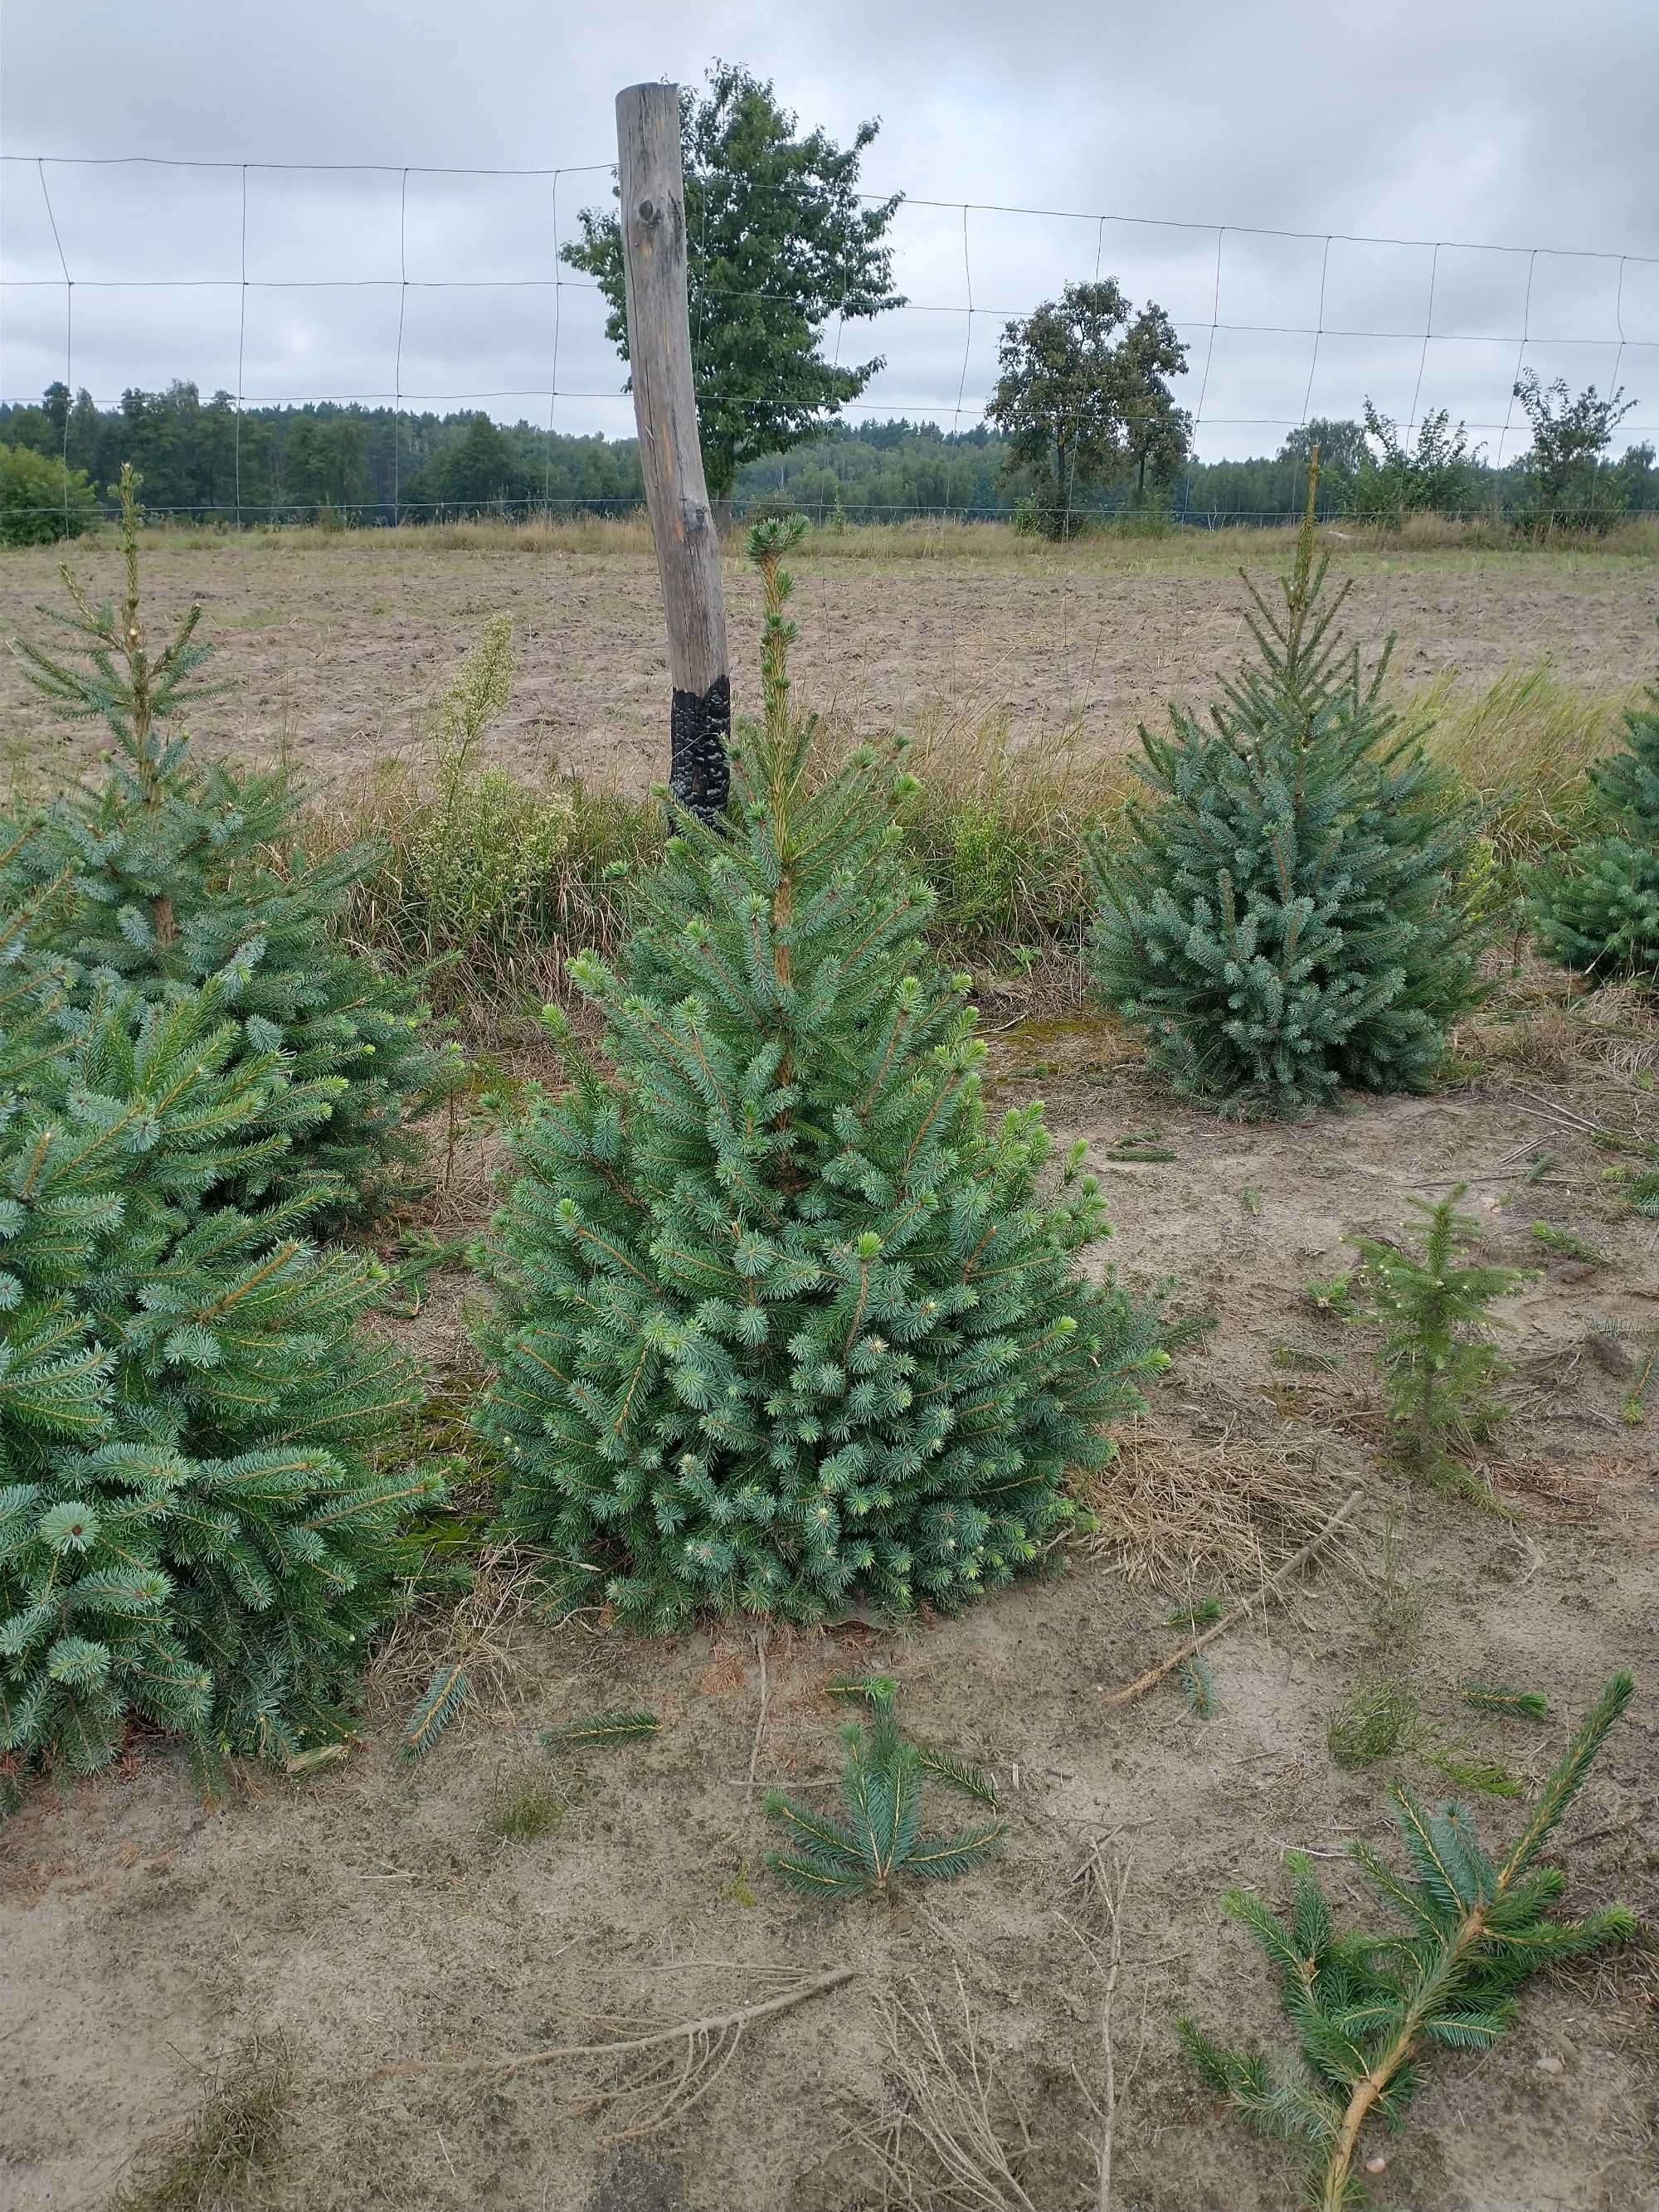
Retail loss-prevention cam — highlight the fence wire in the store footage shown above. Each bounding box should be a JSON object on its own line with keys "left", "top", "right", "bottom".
{"left": 2, "top": 149, "right": 1656, "bottom": 531}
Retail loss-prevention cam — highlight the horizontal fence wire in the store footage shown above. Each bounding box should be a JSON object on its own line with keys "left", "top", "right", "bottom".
{"left": 2, "top": 149, "right": 1657, "bottom": 532}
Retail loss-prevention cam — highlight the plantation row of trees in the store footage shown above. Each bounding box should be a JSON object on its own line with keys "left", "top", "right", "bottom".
{"left": 4, "top": 381, "right": 1655, "bottom": 546}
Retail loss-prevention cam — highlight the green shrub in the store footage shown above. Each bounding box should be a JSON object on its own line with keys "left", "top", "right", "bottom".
{"left": 2, "top": 466, "right": 455, "bottom": 1220}
{"left": 0, "top": 442, "right": 99, "bottom": 547}
{"left": 1087, "top": 472, "right": 1489, "bottom": 1114}
{"left": 0, "top": 960, "right": 438, "bottom": 1778}
{"left": 1529, "top": 678, "right": 1659, "bottom": 984}
{"left": 474, "top": 519, "right": 1165, "bottom": 1629}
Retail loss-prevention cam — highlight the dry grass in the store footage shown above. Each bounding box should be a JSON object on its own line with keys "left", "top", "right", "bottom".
{"left": 1078, "top": 1423, "right": 1339, "bottom": 1597}
{"left": 128, "top": 508, "right": 1659, "bottom": 569}
{"left": 109, "top": 2034, "right": 296, "bottom": 2212}
{"left": 1408, "top": 662, "right": 1638, "bottom": 865}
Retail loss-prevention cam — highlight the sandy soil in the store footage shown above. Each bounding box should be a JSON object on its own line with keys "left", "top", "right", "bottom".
{"left": 2, "top": 536, "right": 1656, "bottom": 800}
{"left": 3, "top": 970, "right": 1656, "bottom": 2212}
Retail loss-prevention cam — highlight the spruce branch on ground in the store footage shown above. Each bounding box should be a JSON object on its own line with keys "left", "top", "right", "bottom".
{"left": 1181, "top": 1673, "right": 1637, "bottom": 2212}
{"left": 765, "top": 1685, "right": 1005, "bottom": 1900}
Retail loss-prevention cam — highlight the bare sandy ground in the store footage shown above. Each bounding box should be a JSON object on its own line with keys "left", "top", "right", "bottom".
{"left": 2, "top": 536, "right": 1655, "bottom": 801}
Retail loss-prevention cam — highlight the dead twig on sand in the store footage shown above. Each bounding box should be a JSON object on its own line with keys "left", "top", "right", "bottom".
{"left": 860, "top": 1967, "right": 1039, "bottom": 2211}
{"left": 746, "top": 1627, "right": 770, "bottom": 1803}
{"left": 378, "top": 1965, "right": 854, "bottom": 2143}
{"left": 1101, "top": 1487, "right": 1364, "bottom": 1709}
{"left": 1065, "top": 1846, "right": 1131, "bottom": 2212}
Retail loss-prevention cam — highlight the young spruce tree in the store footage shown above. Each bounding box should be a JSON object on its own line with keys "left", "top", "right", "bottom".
{"left": 0, "top": 941, "right": 438, "bottom": 1778}
{"left": 2, "top": 466, "right": 454, "bottom": 1219}
{"left": 476, "top": 518, "right": 1163, "bottom": 1628}
{"left": 1529, "top": 673, "right": 1659, "bottom": 984}
{"left": 1087, "top": 460, "right": 1487, "bottom": 1114}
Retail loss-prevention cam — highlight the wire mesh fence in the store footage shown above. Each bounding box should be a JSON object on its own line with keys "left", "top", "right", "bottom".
{"left": 2, "top": 148, "right": 1657, "bottom": 533}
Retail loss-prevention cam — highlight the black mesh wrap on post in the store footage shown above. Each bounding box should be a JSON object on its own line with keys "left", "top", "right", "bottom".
{"left": 669, "top": 674, "right": 732, "bottom": 824}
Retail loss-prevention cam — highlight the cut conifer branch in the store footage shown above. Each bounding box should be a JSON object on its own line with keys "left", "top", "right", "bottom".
{"left": 1180, "top": 1672, "right": 1637, "bottom": 2211}
{"left": 1101, "top": 1487, "right": 1363, "bottom": 1709}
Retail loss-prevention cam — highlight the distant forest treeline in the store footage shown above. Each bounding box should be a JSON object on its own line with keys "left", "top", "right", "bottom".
{"left": 2, "top": 379, "right": 1657, "bottom": 528}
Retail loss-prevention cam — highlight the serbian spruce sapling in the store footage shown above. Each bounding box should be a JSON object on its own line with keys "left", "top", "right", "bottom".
{"left": 1087, "top": 456, "right": 1488, "bottom": 1116}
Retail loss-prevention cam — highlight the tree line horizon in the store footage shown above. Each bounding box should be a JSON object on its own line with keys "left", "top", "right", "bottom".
{"left": 2, "top": 62, "right": 1653, "bottom": 542}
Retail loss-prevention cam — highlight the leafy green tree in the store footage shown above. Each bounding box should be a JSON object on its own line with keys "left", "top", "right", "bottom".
{"left": 0, "top": 444, "right": 99, "bottom": 546}
{"left": 1348, "top": 401, "right": 1481, "bottom": 521}
{"left": 474, "top": 519, "right": 1164, "bottom": 1628}
{"left": 563, "top": 62, "right": 904, "bottom": 506}
{"left": 1279, "top": 419, "right": 1369, "bottom": 479}
{"left": 1087, "top": 471, "right": 1488, "bottom": 1113}
{"left": 0, "top": 955, "right": 439, "bottom": 1781}
{"left": 987, "top": 280, "right": 1190, "bottom": 537}
{"left": 2, "top": 468, "right": 456, "bottom": 1219}
{"left": 1511, "top": 371, "right": 1638, "bottom": 532}
{"left": 1530, "top": 677, "right": 1659, "bottom": 982}
{"left": 409, "top": 411, "right": 526, "bottom": 513}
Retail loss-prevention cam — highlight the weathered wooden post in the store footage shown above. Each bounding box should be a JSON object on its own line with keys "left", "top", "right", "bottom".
{"left": 615, "top": 80, "right": 730, "bottom": 824}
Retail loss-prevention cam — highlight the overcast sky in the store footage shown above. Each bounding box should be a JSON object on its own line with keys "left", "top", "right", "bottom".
{"left": 2, "top": 0, "right": 1656, "bottom": 461}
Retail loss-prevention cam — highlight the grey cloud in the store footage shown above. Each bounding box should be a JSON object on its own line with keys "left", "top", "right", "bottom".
{"left": 2, "top": 0, "right": 1654, "bottom": 457}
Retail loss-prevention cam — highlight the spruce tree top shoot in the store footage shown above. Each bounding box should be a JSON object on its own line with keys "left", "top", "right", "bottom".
{"left": 477, "top": 518, "right": 1163, "bottom": 1629}
{"left": 1088, "top": 459, "right": 1487, "bottom": 1114}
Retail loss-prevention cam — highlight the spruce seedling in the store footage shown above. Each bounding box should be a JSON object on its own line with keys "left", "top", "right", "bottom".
{"left": 1351, "top": 1186, "right": 1530, "bottom": 1488}
{"left": 766, "top": 1689, "right": 1005, "bottom": 1900}
{"left": 1182, "top": 1673, "right": 1637, "bottom": 2212}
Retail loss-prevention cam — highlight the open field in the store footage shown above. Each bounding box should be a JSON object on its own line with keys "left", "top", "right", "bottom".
{"left": 2, "top": 527, "right": 1657, "bottom": 2212}
{"left": 2, "top": 527, "right": 1656, "bottom": 800}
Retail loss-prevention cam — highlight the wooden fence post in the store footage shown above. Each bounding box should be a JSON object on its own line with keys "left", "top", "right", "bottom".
{"left": 615, "top": 81, "right": 730, "bottom": 824}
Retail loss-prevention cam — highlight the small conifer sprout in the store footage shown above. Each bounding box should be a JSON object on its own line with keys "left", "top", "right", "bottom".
{"left": 0, "top": 960, "right": 438, "bottom": 1778}
{"left": 3, "top": 464, "right": 455, "bottom": 1222}
{"left": 1087, "top": 456, "right": 1489, "bottom": 1115}
{"left": 1180, "top": 1673, "right": 1637, "bottom": 2212}
{"left": 1351, "top": 1184, "right": 1530, "bottom": 1486}
{"left": 474, "top": 518, "right": 1164, "bottom": 1627}
{"left": 765, "top": 1683, "right": 1005, "bottom": 1899}
{"left": 1528, "top": 666, "right": 1659, "bottom": 984}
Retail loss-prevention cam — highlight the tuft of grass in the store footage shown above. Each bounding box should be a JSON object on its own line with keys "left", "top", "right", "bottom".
{"left": 484, "top": 1767, "right": 564, "bottom": 1842}
{"left": 1407, "top": 662, "right": 1638, "bottom": 870}
{"left": 1329, "top": 1674, "right": 1423, "bottom": 1769}
{"left": 110, "top": 2034, "right": 294, "bottom": 2212}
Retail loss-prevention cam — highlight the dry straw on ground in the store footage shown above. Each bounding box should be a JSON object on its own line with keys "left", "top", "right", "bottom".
{"left": 1078, "top": 1423, "right": 1340, "bottom": 1595}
